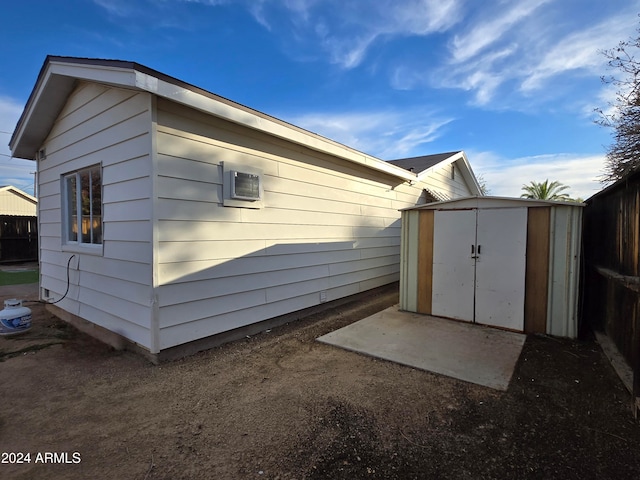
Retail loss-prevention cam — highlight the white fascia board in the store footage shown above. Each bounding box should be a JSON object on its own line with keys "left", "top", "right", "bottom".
{"left": 456, "top": 152, "right": 483, "bottom": 196}
{"left": 134, "top": 71, "right": 417, "bottom": 183}
{"left": 8, "top": 67, "right": 55, "bottom": 157}
{"left": 10, "top": 61, "right": 138, "bottom": 159}
{"left": 0, "top": 186, "right": 38, "bottom": 204}
{"left": 49, "top": 61, "right": 139, "bottom": 88}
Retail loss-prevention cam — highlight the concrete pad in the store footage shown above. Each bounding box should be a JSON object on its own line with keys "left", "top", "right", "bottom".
{"left": 317, "top": 305, "right": 526, "bottom": 391}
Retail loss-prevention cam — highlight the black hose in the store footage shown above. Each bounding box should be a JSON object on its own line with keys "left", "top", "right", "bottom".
{"left": 49, "top": 254, "right": 76, "bottom": 304}
{"left": 24, "top": 254, "right": 76, "bottom": 305}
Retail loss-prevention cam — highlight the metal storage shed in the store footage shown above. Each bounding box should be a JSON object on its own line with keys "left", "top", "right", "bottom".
{"left": 399, "top": 196, "right": 583, "bottom": 338}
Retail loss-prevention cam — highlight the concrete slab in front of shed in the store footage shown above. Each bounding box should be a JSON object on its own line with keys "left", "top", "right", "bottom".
{"left": 317, "top": 305, "right": 526, "bottom": 391}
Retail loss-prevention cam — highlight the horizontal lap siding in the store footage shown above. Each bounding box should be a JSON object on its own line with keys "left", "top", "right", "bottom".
{"left": 155, "top": 100, "right": 464, "bottom": 349}
{"left": 0, "top": 190, "right": 35, "bottom": 215}
{"left": 422, "top": 163, "right": 470, "bottom": 199}
{"left": 38, "top": 82, "right": 154, "bottom": 348}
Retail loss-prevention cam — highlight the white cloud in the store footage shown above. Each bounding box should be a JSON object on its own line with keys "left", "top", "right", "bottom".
{"left": 471, "top": 151, "right": 606, "bottom": 199}
{"left": 322, "top": 33, "right": 379, "bottom": 70}
{"left": 248, "top": 0, "right": 463, "bottom": 69}
{"left": 324, "top": 0, "right": 462, "bottom": 69}
{"left": 389, "top": 0, "right": 461, "bottom": 35}
{"left": 450, "top": 0, "right": 551, "bottom": 63}
{"left": 92, "top": 0, "right": 138, "bottom": 17}
{"left": 598, "top": 83, "right": 619, "bottom": 115}
{"left": 286, "top": 109, "right": 453, "bottom": 159}
{"left": 521, "top": 14, "right": 636, "bottom": 93}
{"left": 429, "top": 3, "right": 640, "bottom": 107}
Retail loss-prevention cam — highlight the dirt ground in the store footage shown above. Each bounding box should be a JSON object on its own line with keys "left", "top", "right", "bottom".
{"left": 1, "top": 286, "right": 640, "bottom": 480}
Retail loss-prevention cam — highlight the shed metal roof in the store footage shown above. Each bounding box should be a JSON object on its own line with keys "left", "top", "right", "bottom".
{"left": 401, "top": 195, "right": 585, "bottom": 211}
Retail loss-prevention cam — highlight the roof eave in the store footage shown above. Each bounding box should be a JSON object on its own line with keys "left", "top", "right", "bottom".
{"left": 10, "top": 57, "right": 139, "bottom": 160}
{"left": 0, "top": 185, "right": 38, "bottom": 204}
{"left": 132, "top": 68, "right": 416, "bottom": 182}
{"left": 11, "top": 57, "right": 417, "bottom": 183}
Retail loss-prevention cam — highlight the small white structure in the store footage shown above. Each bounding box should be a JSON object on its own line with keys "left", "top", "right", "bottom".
{"left": 400, "top": 197, "right": 583, "bottom": 338}
{"left": 9, "top": 56, "right": 482, "bottom": 360}
{"left": 0, "top": 185, "right": 38, "bottom": 263}
{"left": 0, "top": 185, "right": 37, "bottom": 217}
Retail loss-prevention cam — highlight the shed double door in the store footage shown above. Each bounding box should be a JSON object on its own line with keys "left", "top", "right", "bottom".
{"left": 431, "top": 208, "right": 528, "bottom": 331}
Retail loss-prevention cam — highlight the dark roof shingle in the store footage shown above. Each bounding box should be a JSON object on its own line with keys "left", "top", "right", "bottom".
{"left": 388, "top": 151, "right": 460, "bottom": 173}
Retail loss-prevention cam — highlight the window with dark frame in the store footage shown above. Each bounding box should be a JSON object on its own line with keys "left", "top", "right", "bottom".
{"left": 64, "top": 165, "right": 102, "bottom": 245}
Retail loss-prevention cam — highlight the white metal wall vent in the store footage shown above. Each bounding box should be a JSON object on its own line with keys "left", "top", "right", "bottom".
{"left": 231, "top": 170, "right": 261, "bottom": 201}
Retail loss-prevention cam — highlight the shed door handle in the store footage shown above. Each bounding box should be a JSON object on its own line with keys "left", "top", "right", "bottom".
{"left": 477, "top": 245, "right": 481, "bottom": 254}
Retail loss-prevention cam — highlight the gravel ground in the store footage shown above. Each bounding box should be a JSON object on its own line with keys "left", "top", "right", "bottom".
{"left": 1, "top": 285, "right": 639, "bottom": 480}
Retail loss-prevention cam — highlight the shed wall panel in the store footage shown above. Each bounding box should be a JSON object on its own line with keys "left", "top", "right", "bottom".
{"left": 399, "top": 210, "right": 419, "bottom": 312}
{"left": 524, "top": 207, "right": 550, "bottom": 334}
{"left": 417, "top": 210, "right": 434, "bottom": 314}
{"left": 547, "top": 205, "right": 582, "bottom": 338}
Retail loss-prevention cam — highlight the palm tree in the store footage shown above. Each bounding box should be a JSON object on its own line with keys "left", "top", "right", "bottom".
{"left": 520, "top": 179, "right": 570, "bottom": 201}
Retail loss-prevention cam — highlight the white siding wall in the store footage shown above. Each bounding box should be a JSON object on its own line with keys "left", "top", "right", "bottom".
{"left": 155, "top": 99, "right": 474, "bottom": 349}
{"left": 38, "top": 82, "right": 154, "bottom": 349}
{"left": 421, "top": 162, "right": 470, "bottom": 199}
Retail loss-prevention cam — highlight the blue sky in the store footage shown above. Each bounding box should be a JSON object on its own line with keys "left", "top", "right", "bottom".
{"left": 1, "top": 0, "right": 638, "bottom": 199}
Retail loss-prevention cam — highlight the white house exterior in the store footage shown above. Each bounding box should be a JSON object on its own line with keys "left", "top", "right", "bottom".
{"left": 10, "top": 56, "right": 481, "bottom": 361}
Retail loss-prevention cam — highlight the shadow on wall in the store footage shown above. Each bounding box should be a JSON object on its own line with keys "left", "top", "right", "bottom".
{"left": 153, "top": 221, "right": 404, "bottom": 349}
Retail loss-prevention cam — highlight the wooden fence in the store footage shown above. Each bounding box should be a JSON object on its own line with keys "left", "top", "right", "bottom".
{"left": 583, "top": 170, "right": 640, "bottom": 416}
{"left": 0, "top": 215, "right": 38, "bottom": 263}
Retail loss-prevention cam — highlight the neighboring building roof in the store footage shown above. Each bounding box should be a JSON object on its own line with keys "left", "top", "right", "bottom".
{"left": 388, "top": 151, "right": 461, "bottom": 173}
{"left": 0, "top": 185, "right": 37, "bottom": 216}
{"left": 391, "top": 151, "right": 481, "bottom": 196}
{"left": 10, "top": 56, "right": 482, "bottom": 195}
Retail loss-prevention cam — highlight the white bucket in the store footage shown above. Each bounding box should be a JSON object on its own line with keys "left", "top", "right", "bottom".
{"left": 0, "top": 299, "right": 32, "bottom": 336}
